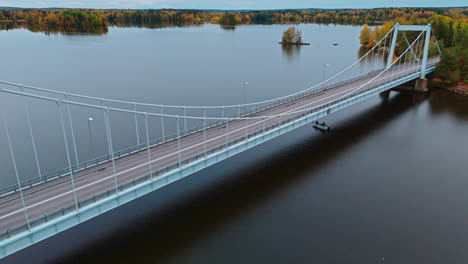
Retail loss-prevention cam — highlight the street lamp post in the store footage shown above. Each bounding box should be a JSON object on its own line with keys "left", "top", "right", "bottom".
{"left": 322, "top": 64, "right": 329, "bottom": 89}
{"left": 87, "top": 117, "right": 95, "bottom": 156}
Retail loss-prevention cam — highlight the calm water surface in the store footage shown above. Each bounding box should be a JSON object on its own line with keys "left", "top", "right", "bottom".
{"left": 0, "top": 24, "right": 467, "bottom": 264}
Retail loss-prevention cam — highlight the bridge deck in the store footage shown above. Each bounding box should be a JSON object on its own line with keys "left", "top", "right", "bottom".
{"left": 0, "top": 58, "right": 438, "bottom": 237}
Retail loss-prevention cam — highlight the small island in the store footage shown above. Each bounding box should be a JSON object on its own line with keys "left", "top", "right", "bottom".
{"left": 279, "top": 27, "right": 310, "bottom": 46}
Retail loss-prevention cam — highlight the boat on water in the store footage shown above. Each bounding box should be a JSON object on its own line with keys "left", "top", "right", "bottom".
{"left": 313, "top": 121, "right": 331, "bottom": 132}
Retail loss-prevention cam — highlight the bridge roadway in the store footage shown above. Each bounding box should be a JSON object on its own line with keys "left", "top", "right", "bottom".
{"left": 0, "top": 58, "right": 438, "bottom": 235}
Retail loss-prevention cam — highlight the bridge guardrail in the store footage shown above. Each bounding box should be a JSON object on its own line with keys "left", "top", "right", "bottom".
{"left": 0, "top": 116, "right": 288, "bottom": 241}
{"left": 0, "top": 67, "right": 388, "bottom": 197}
{"left": 0, "top": 58, "right": 438, "bottom": 199}
{"left": 0, "top": 62, "right": 438, "bottom": 241}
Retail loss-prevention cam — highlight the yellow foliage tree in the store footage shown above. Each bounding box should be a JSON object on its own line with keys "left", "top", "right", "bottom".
{"left": 359, "top": 24, "right": 372, "bottom": 47}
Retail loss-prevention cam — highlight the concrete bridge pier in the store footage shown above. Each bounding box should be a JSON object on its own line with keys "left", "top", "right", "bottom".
{"left": 415, "top": 78, "right": 428, "bottom": 92}
{"left": 379, "top": 90, "right": 391, "bottom": 100}
{"left": 391, "top": 78, "right": 429, "bottom": 94}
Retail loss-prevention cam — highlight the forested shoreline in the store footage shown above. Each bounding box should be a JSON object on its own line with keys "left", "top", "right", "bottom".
{"left": 0, "top": 7, "right": 467, "bottom": 32}
{"left": 1, "top": 7, "right": 466, "bottom": 90}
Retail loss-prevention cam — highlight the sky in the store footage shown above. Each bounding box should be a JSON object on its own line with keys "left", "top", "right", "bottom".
{"left": 0, "top": 0, "right": 466, "bottom": 9}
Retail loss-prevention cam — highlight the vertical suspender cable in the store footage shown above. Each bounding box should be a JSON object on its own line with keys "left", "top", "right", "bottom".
{"left": 65, "top": 95, "right": 79, "bottom": 170}
{"left": 176, "top": 116, "right": 181, "bottom": 168}
{"left": 134, "top": 103, "right": 140, "bottom": 146}
{"left": 262, "top": 117, "right": 266, "bottom": 140}
{"left": 25, "top": 104, "right": 42, "bottom": 181}
{"left": 203, "top": 107, "right": 207, "bottom": 158}
{"left": 20, "top": 84, "right": 42, "bottom": 181}
{"left": 144, "top": 113, "right": 153, "bottom": 179}
{"left": 225, "top": 118, "right": 229, "bottom": 148}
{"left": 245, "top": 119, "right": 248, "bottom": 140}
{"left": 160, "top": 106, "right": 165, "bottom": 139}
{"left": 57, "top": 101, "right": 79, "bottom": 210}
{"left": 183, "top": 106, "right": 187, "bottom": 131}
{"left": 2, "top": 115, "right": 31, "bottom": 231}
{"left": 104, "top": 108, "right": 119, "bottom": 193}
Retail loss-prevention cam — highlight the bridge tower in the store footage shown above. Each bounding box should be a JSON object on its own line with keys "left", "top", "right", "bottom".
{"left": 387, "top": 24, "right": 434, "bottom": 92}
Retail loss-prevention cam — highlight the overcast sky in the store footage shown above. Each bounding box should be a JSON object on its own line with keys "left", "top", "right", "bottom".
{"left": 0, "top": 0, "right": 466, "bottom": 9}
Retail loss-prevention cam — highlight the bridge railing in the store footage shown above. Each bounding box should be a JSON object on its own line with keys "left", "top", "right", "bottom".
{"left": 0, "top": 111, "right": 295, "bottom": 240}
{"left": 0, "top": 67, "right": 388, "bottom": 198}
{"left": 1, "top": 55, "right": 440, "bottom": 198}
{"left": 0, "top": 59, "right": 438, "bottom": 241}
{"left": 1, "top": 54, "right": 439, "bottom": 200}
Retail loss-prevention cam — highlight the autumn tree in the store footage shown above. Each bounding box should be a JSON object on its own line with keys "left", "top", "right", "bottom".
{"left": 359, "top": 24, "right": 372, "bottom": 47}
{"left": 45, "top": 13, "right": 58, "bottom": 26}
{"left": 220, "top": 13, "right": 240, "bottom": 25}
{"left": 282, "top": 27, "right": 303, "bottom": 44}
{"left": 435, "top": 39, "right": 467, "bottom": 87}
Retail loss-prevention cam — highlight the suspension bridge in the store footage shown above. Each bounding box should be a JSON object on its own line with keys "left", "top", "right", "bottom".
{"left": 0, "top": 24, "right": 441, "bottom": 258}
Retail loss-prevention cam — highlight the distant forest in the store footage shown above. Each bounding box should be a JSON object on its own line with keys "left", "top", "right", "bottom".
{"left": 0, "top": 7, "right": 466, "bottom": 89}
{"left": 0, "top": 7, "right": 467, "bottom": 34}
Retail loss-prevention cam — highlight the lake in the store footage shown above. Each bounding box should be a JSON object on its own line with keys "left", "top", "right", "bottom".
{"left": 1, "top": 23, "right": 467, "bottom": 264}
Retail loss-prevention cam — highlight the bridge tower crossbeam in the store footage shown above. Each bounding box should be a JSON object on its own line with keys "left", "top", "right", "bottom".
{"left": 387, "top": 24, "right": 434, "bottom": 79}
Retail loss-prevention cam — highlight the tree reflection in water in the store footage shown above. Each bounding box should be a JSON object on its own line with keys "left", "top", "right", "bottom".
{"left": 282, "top": 45, "right": 301, "bottom": 62}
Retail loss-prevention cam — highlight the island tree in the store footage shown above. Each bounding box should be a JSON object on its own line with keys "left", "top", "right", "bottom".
{"left": 281, "top": 27, "right": 306, "bottom": 45}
